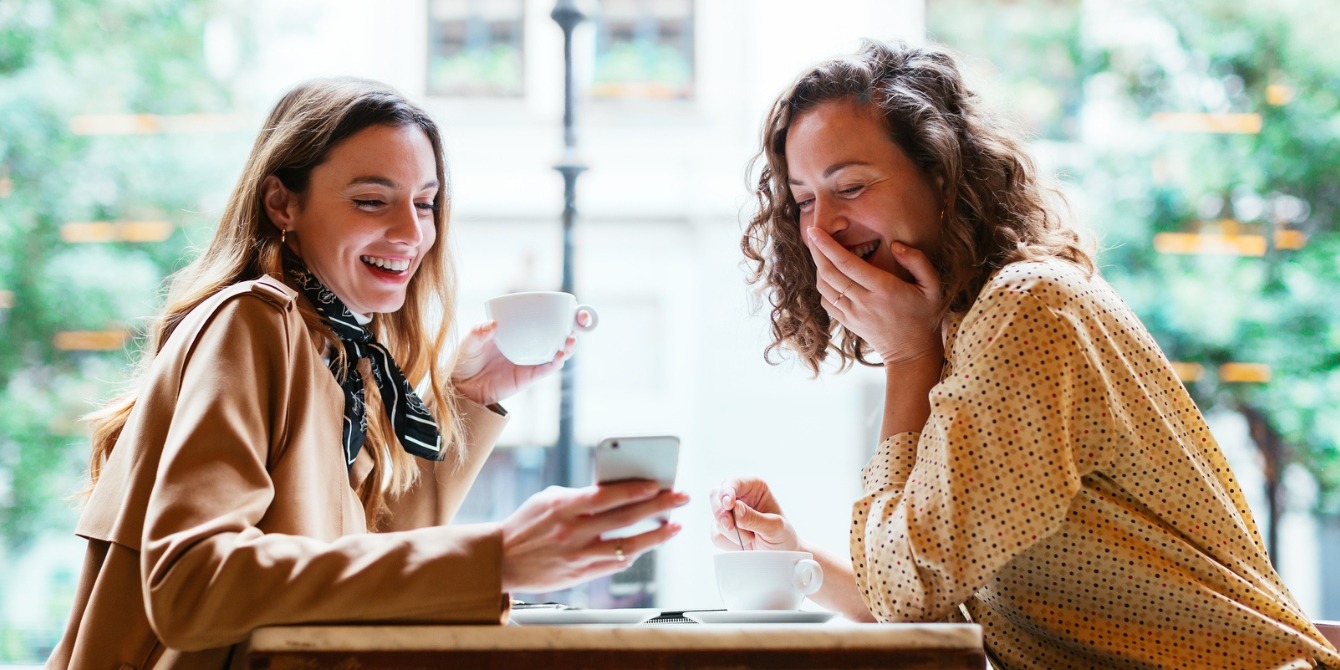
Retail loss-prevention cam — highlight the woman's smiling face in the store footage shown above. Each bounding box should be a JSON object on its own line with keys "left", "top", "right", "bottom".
{"left": 785, "top": 98, "right": 942, "bottom": 281}
{"left": 277, "top": 123, "right": 439, "bottom": 316}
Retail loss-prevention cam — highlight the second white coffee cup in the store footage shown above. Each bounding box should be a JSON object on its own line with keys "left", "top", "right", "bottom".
{"left": 484, "top": 291, "right": 598, "bottom": 365}
{"left": 714, "top": 551, "right": 824, "bottom": 611}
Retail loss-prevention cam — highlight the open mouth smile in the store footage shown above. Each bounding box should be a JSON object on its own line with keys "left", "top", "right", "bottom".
{"left": 848, "top": 240, "right": 880, "bottom": 261}
{"left": 360, "top": 255, "right": 411, "bottom": 275}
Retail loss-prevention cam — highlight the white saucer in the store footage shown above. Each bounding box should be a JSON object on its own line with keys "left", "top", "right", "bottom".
{"left": 509, "top": 608, "right": 661, "bottom": 626}
{"left": 684, "top": 610, "right": 837, "bottom": 625}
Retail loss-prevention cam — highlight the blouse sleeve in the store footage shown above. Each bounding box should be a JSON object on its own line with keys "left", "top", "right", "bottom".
{"left": 139, "top": 294, "right": 504, "bottom": 652}
{"left": 851, "top": 287, "right": 1098, "bottom": 622}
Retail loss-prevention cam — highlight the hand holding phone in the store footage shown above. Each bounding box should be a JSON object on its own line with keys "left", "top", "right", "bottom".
{"left": 592, "top": 435, "right": 680, "bottom": 538}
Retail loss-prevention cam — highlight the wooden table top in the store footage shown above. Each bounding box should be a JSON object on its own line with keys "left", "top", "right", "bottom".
{"left": 250, "top": 620, "right": 983, "bottom": 651}
{"left": 247, "top": 621, "right": 987, "bottom": 670}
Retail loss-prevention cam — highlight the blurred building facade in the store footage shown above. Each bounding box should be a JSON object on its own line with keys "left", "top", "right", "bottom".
{"left": 2, "top": 3, "right": 1333, "bottom": 663}
{"left": 206, "top": 0, "right": 1331, "bottom": 614}
{"left": 210, "top": 0, "right": 928, "bottom": 611}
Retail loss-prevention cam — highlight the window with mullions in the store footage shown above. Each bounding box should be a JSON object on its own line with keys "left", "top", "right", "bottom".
{"left": 427, "top": 0, "right": 525, "bottom": 97}
{"left": 591, "top": 0, "right": 694, "bottom": 100}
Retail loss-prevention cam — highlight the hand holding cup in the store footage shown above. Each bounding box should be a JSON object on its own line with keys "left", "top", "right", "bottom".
{"left": 451, "top": 292, "right": 596, "bottom": 406}
{"left": 485, "top": 291, "right": 598, "bottom": 365}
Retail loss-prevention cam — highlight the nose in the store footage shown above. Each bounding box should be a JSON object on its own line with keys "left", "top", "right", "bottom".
{"left": 387, "top": 200, "right": 426, "bottom": 247}
{"left": 810, "top": 194, "right": 848, "bottom": 235}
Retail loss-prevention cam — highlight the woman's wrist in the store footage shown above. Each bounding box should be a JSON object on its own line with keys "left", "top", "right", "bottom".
{"left": 451, "top": 376, "right": 492, "bottom": 408}
{"left": 876, "top": 335, "right": 944, "bottom": 368}
{"left": 880, "top": 349, "right": 943, "bottom": 372}
{"left": 880, "top": 349, "right": 943, "bottom": 438}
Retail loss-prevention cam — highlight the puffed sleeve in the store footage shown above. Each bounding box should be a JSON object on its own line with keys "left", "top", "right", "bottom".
{"left": 851, "top": 287, "right": 1101, "bottom": 622}
{"left": 140, "top": 294, "right": 504, "bottom": 652}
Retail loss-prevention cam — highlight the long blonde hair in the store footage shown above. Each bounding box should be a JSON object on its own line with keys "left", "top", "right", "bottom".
{"left": 742, "top": 41, "right": 1094, "bottom": 374}
{"left": 85, "top": 78, "right": 465, "bottom": 527}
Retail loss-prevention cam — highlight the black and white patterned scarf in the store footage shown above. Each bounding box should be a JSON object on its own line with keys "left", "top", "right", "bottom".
{"left": 283, "top": 252, "right": 442, "bottom": 469}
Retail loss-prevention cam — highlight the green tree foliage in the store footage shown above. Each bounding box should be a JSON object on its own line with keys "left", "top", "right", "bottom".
{"left": 1082, "top": 0, "right": 1340, "bottom": 513}
{"left": 932, "top": 0, "right": 1340, "bottom": 514}
{"left": 0, "top": 0, "right": 239, "bottom": 553}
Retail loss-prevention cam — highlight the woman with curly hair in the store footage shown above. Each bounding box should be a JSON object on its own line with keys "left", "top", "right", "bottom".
{"left": 711, "top": 41, "right": 1339, "bottom": 669}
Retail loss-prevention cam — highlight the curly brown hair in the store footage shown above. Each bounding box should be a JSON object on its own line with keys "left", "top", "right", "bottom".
{"left": 742, "top": 40, "right": 1094, "bottom": 374}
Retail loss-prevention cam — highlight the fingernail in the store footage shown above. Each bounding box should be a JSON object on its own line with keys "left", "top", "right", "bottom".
{"left": 720, "top": 494, "right": 731, "bottom": 508}
{"left": 669, "top": 523, "right": 683, "bottom": 535}
{"left": 673, "top": 492, "right": 690, "bottom": 505}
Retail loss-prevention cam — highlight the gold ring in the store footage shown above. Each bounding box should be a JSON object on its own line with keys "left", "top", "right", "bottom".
{"left": 614, "top": 541, "right": 627, "bottom": 563}
{"left": 836, "top": 282, "right": 853, "bottom": 302}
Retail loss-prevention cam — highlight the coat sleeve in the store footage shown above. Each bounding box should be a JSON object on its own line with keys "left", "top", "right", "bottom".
{"left": 139, "top": 294, "right": 504, "bottom": 652}
{"left": 851, "top": 287, "right": 1099, "bottom": 622}
{"left": 381, "top": 398, "right": 509, "bottom": 531}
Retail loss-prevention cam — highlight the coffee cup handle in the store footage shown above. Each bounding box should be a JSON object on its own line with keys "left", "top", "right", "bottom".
{"left": 793, "top": 558, "right": 823, "bottom": 595}
{"left": 574, "top": 305, "right": 599, "bottom": 332}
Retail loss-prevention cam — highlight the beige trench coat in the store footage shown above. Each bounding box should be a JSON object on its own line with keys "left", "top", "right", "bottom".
{"left": 46, "top": 276, "right": 510, "bottom": 669}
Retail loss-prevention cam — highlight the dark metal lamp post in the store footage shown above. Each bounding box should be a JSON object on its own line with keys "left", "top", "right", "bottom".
{"left": 550, "top": 0, "right": 588, "bottom": 487}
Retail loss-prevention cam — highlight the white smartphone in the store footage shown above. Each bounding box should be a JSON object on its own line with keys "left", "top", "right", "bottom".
{"left": 593, "top": 435, "right": 679, "bottom": 490}
{"left": 592, "top": 435, "right": 679, "bottom": 539}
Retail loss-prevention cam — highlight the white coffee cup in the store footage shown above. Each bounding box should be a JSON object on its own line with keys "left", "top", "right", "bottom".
{"left": 714, "top": 551, "right": 824, "bottom": 611}
{"left": 484, "top": 291, "right": 599, "bottom": 365}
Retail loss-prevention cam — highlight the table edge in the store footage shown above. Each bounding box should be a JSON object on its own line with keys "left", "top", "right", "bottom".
{"left": 249, "top": 622, "right": 984, "bottom": 653}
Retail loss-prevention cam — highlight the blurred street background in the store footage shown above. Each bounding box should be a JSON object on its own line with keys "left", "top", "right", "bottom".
{"left": 1, "top": 0, "right": 1338, "bottom": 664}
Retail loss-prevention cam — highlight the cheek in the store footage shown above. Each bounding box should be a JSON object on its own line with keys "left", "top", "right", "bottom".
{"left": 913, "top": 183, "right": 942, "bottom": 224}
{"left": 422, "top": 219, "right": 439, "bottom": 250}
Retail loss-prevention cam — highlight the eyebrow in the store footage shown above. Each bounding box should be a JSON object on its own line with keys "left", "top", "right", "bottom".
{"left": 788, "top": 161, "right": 872, "bottom": 186}
{"left": 347, "top": 176, "right": 440, "bottom": 191}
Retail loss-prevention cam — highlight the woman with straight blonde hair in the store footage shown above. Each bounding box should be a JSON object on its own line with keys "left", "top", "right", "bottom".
{"left": 48, "top": 77, "right": 686, "bottom": 670}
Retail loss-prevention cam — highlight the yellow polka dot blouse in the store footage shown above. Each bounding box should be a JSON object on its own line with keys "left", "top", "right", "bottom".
{"left": 850, "top": 259, "right": 1340, "bottom": 669}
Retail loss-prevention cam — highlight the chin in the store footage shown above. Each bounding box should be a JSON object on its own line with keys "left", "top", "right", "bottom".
{"left": 351, "top": 295, "right": 409, "bottom": 316}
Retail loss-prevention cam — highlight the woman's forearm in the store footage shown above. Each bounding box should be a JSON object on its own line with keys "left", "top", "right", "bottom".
{"left": 754, "top": 350, "right": 941, "bottom": 623}
{"left": 798, "top": 541, "right": 878, "bottom": 622}
{"left": 880, "top": 353, "right": 942, "bottom": 442}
